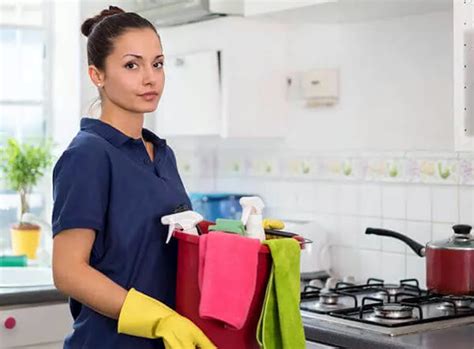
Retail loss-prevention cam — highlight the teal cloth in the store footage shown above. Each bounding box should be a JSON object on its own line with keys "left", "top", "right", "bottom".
{"left": 257, "top": 238, "right": 305, "bottom": 349}
{"left": 208, "top": 218, "right": 246, "bottom": 236}
{"left": 0, "top": 255, "right": 27, "bottom": 267}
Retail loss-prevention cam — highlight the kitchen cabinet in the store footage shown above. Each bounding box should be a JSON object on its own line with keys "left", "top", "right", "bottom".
{"left": 0, "top": 302, "right": 71, "bottom": 348}
{"left": 156, "top": 50, "right": 221, "bottom": 136}
{"left": 157, "top": 18, "right": 288, "bottom": 138}
{"left": 454, "top": 0, "right": 474, "bottom": 151}
{"left": 212, "top": 0, "right": 334, "bottom": 17}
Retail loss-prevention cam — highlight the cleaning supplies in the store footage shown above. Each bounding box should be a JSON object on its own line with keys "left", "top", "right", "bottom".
{"left": 240, "top": 196, "right": 266, "bottom": 241}
{"left": 0, "top": 255, "right": 28, "bottom": 267}
{"left": 262, "top": 219, "right": 285, "bottom": 230}
{"left": 256, "top": 238, "right": 305, "bottom": 349}
{"left": 198, "top": 231, "right": 261, "bottom": 330}
{"left": 117, "top": 288, "right": 216, "bottom": 349}
{"left": 161, "top": 210, "right": 203, "bottom": 244}
{"left": 208, "top": 218, "right": 246, "bottom": 236}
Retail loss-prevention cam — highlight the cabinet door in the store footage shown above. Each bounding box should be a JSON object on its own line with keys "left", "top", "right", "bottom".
{"left": 0, "top": 302, "right": 71, "bottom": 348}
{"left": 156, "top": 50, "right": 221, "bottom": 136}
{"left": 454, "top": 0, "right": 474, "bottom": 151}
{"left": 246, "top": 0, "right": 334, "bottom": 16}
{"left": 211, "top": 0, "right": 333, "bottom": 16}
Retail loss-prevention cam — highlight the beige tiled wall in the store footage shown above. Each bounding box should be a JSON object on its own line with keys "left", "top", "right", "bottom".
{"left": 176, "top": 148, "right": 474, "bottom": 288}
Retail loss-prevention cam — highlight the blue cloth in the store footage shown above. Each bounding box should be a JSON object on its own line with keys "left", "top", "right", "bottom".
{"left": 51, "top": 117, "right": 191, "bottom": 349}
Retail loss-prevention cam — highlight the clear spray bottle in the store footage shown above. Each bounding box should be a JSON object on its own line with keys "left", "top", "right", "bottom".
{"left": 240, "top": 196, "right": 265, "bottom": 241}
{"left": 161, "top": 210, "right": 203, "bottom": 244}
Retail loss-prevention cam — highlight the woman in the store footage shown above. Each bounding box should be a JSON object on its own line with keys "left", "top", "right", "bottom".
{"left": 51, "top": 6, "right": 215, "bottom": 349}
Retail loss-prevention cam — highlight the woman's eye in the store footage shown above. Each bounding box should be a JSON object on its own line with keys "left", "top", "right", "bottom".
{"left": 125, "top": 62, "right": 137, "bottom": 69}
{"left": 154, "top": 61, "right": 164, "bottom": 68}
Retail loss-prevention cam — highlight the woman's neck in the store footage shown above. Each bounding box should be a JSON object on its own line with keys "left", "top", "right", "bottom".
{"left": 99, "top": 104, "right": 144, "bottom": 140}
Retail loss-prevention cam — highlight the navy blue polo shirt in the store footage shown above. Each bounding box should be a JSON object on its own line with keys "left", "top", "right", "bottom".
{"left": 51, "top": 117, "right": 191, "bottom": 349}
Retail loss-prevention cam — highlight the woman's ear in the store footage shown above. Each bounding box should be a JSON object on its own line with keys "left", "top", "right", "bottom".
{"left": 88, "top": 65, "right": 105, "bottom": 88}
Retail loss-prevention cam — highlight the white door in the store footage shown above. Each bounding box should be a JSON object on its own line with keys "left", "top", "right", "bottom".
{"left": 156, "top": 50, "right": 221, "bottom": 136}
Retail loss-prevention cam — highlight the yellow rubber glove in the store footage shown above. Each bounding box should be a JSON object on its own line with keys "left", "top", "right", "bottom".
{"left": 118, "top": 288, "right": 216, "bottom": 349}
{"left": 262, "top": 218, "right": 285, "bottom": 230}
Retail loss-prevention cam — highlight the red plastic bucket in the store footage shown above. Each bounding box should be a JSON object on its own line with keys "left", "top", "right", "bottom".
{"left": 174, "top": 221, "right": 303, "bottom": 349}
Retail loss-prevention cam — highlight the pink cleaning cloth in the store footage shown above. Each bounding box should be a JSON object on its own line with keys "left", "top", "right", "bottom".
{"left": 198, "top": 231, "right": 261, "bottom": 330}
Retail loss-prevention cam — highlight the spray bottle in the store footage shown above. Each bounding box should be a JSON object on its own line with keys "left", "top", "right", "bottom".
{"left": 161, "top": 210, "right": 203, "bottom": 244}
{"left": 240, "top": 196, "right": 266, "bottom": 241}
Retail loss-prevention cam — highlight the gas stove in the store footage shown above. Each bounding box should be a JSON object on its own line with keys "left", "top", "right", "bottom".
{"left": 300, "top": 278, "right": 474, "bottom": 336}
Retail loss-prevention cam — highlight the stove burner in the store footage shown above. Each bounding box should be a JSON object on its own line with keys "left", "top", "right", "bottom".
{"left": 307, "top": 278, "right": 474, "bottom": 333}
{"left": 373, "top": 291, "right": 389, "bottom": 300}
{"left": 383, "top": 284, "right": 405, "bottom": 296}
{"left": 373, "top": 304, "right": 415, "bottom": 319}
{"left": 320, "top": 292, "right": 340, "bottom": 305}
{"left": 437, "top": 296, "right": 473, "bottom": 311}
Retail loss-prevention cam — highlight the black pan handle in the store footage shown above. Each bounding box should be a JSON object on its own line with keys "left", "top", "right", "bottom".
{"left": 365, "top": 227, "right": 426, "bottom": 257}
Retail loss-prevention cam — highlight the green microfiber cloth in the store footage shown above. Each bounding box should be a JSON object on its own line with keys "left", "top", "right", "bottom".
{"left": 208, "top": 218, "right": 246, "bottom": 236}
{"left": 256, "top": 238, "right": 305, "bottom": 349}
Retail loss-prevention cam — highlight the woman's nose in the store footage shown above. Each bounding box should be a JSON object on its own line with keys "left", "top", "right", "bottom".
{"left": 142, "top": 66, "right": 157, "bottom": 85}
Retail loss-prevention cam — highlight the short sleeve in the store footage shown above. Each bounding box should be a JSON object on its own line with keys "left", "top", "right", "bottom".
{"left": 51, "top": 145, "right": 110, "bottom": 237}
{"left": 168, "top": 146, "right": 178, "bottom": 168}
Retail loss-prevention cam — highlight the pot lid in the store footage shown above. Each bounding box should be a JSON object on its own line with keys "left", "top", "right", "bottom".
{"left": 428, "top": 225, "right": 474, "bottom": 250}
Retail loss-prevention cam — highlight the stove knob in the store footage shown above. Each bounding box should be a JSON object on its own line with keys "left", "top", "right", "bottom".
{"left": 4, "top": 317, "right": 16, "bottom": 330}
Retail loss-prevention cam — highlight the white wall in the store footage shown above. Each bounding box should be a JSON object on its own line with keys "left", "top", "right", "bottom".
{"left": 167, "top": 10, "right": 473, "bottom": 287}
{"left": 51, "top": 0, "right": 81, "bottom": 154}
{"left": 283, "top": 11, "right": 453, "bottom": 151}
{"left": 41, "top": 0, "right": 81, "bottom": 259}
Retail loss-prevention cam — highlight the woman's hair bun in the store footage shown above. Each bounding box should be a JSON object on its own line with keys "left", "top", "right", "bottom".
{"left": 81, "top": 5, "right": 126, "bottom": 37}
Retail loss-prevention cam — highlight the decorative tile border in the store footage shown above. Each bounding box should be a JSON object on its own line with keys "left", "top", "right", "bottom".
{"left": 459, "top": 152, "right": 474, "bottom": 185}
{"left": 174, "top": 149, "right": 216, "bottom": 178}
{"left": 279, "top": 154, "right": 315, "bottom": 178}
{"left": 177, "top": 148, "right": 474, "bottom": 186}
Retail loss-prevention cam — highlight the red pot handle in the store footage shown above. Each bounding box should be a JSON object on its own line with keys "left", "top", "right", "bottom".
{"left": 365, "top": 227, "right": 426, "bottom": 257}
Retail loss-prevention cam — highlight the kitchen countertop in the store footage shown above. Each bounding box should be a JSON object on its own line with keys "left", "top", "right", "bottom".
{"left": 0, "top": 285, "right": 68, "bottom": 306}
{"left": 303, "top": 315, "right": 474, "bottom": 349}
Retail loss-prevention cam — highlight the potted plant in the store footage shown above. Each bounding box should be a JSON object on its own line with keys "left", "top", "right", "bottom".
{"left": 0, "top": 138, "right": 54, "bottom": 259}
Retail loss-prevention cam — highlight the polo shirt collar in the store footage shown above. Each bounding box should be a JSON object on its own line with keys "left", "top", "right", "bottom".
{"left": 80, "top": 117, "right": 166, "bottom": 148}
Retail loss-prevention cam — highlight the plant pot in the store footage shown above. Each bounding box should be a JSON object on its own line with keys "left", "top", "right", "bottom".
{"left": 10, "top": 223, "right": 41, "bottom": 259}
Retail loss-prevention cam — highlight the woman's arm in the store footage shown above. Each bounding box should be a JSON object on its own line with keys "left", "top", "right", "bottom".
{"left": 52, "top": 228, "right": 127, "bottom": 319}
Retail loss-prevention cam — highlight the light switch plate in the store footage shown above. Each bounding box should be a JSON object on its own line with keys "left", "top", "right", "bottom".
{"left": 301, "top": 68, "right": 339, "bottom": 99}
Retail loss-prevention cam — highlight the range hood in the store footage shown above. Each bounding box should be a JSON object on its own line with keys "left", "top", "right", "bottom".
{"left": 133, "top": 0, "right": 239, "bottom": 27}
{"left": 133, "top": 0, "right": 338, "bottom": 27}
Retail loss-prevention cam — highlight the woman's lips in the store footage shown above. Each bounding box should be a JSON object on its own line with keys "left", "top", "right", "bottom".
{"left": 139, "top": 93, "right": 158, "bottom": 101}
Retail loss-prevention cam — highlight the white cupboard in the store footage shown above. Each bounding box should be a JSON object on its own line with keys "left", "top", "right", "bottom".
{"left": 157, "top": 50, "right": 221, "bottom": 136}
{"left": 211, "top": 0, "right": 335, "bottom": 17}
{"left": 454, "top": 0, "right": 474, "bottom": 151}
{"left": 157, "top": 18, "right": 288, "bottom": 138}
{"left": 0, "top": 302, "right": 71, "bottom": 348}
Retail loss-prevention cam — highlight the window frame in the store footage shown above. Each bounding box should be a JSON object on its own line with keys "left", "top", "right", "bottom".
{"left": 0, "top": 0, "right": 53, "bottom": 216}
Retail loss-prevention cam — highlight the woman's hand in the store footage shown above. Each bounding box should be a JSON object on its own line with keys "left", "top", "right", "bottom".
{"left": 118, "top": 288, "right": 216, "bottom": 349}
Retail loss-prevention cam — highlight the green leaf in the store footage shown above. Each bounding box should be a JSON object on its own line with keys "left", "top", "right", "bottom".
{"left": 438, "top": 162, "right": 451, "bottom": 180}
{"left": 343, "top": 161, "right": 352, "bottom": 176}
{"left": 0, "top": 138, "right": 55, "bottom": 218}
{"left": 388, "top": 163, "right": 398, "bottom": 178}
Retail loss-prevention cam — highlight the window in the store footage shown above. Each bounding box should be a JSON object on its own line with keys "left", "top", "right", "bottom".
{"left": 0, "top": 0, "right": 50, "bottom": 251}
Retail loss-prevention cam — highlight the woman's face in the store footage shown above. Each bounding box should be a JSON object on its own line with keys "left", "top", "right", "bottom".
{"left": 99, "top": 28, "right": 165, "bottom": 114}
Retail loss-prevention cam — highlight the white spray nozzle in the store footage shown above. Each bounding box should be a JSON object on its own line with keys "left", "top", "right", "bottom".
{"left": 161, "top": 210, "right": 203, "bottom": 244}
{"left": 239, "top": 196, "right": 265, "bottom": 225}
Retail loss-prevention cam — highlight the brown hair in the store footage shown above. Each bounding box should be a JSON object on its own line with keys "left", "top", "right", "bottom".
{"left": 81, "top": 5, "right": 159, "bottom": 71}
